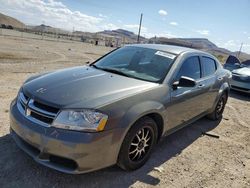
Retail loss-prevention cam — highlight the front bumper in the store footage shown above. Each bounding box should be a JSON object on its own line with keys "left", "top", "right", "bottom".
{"left": 10, "top": 100, "right": 123, "bottom": 174}
{"left": 230, "top": 80, "right": 250, "bottom": 93}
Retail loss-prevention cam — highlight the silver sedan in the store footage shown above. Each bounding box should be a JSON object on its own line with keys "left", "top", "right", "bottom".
{"left": 10, "top": 44, "right": 231, "bottom": 174}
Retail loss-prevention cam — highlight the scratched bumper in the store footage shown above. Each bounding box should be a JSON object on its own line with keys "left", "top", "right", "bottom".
{"left": 10, "top": 100, "right": 122, "bottom": 174}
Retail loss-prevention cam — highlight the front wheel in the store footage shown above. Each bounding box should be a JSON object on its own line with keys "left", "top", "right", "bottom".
{"left": 207, "top": 92, "right": 228, "bottom": 120}
{"left": 117, "top": 117, "right": 158, "bottom": 171}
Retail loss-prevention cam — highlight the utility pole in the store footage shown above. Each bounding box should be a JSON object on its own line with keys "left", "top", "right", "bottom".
{"left": 42, "top": 21, "right": 45, "bottom": 40}
{"left": 137, "top": 13, "right": 143, "bottom": 43}
{"left": 238, "top": 42, "right": 243, "bottom": 59}
{"left": 21, "top": 24, "right": 23, "bottom": 38}
{"left": 71, "top": 26, "right": 74, "bottom": 41}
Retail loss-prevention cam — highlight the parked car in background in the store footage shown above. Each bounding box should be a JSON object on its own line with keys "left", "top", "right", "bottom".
{"left": 0, "top": 24, "right": 6, "bottom": 29}
{"left": 6, "top": 25, "right": 13, "bottom": 29}
{"left": 224, "top": 55, "right": 250, "bottom": 93}
{"left": 230, "top": 65, "right": 250, "bottom": 93}
{"left": 242, "top": 60, "right": 250, "bottom": 66}
{"left": 10, "top": 44, "right": 231, "bottom": 174}
{"left": 0, "top": 24, "right": 13, "bottom": 29}
{"left": 223, "top": 55, "right": 241, "bottom": 71}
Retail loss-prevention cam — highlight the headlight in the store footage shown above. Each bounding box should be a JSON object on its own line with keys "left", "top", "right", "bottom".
{"left": 52, "top": 110, "right": 108, "bottom": 132}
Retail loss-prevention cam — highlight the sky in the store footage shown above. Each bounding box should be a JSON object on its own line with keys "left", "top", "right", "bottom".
{"left": 0, "top": 0, "right": 250, "bottom": 53}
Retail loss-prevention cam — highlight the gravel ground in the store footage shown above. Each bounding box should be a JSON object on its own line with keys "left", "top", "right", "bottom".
{"left": 0, "top": 35, "right": 249, "bottom": 188}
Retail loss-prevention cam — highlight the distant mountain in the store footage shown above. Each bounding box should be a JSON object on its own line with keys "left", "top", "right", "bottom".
{"left": 27, "top": 24, "right": 68, "bottom": 34}
{"left": 149, "top": 36, "right": 250, "bottom": 62}
{"left": 179, "top": 38, "right": 218, "bottom": 49}
{"left": 32, "top": 24, "right": 52, "bottom": 31}
{"left": 231, "top": 51, "right": 250, "bottom": 62}
{"left": 0, "top": 12, "right": 25, "bottom": 28}
{"left": 73, "top": 29, "right": 146, "bottom": 44}
{"left": 149, "top": 37, "right": 217, "bottom": 49}
{"left": 73, "top": 30, "right": 95, "bottom": 37}
{"left": 97, "top": 29, "right": 146, "bottom": 41}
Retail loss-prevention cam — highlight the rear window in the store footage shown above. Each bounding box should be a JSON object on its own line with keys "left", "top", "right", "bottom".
{"left": 201, "top": 57, "right": 217, "bottom": 77}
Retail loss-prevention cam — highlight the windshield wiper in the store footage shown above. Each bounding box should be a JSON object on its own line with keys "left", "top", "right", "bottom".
{"left": 91, "top": 64, "right": 127, "bottom": 76}
{"left": 99, "top": 67, "right": 130, "bottom": 77}
{"left": 91, "top": 64, "right": 100, "bottom": 69}
{"left": 91, "top": 64, "right": 133, "bottom": 78}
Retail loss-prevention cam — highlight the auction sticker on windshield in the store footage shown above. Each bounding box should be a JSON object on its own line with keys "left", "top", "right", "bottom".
{"left": 155, "top": 51, "right": 176, "bottom": 59}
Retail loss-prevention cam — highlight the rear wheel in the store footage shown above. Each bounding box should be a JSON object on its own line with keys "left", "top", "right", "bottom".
{"left": 207, "top": 92, "right": 228, "bottom": 120}
{"left": 117, "top": 117, "right": 158, "bottom": 171}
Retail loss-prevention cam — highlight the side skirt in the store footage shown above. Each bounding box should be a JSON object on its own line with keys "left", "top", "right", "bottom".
{"left": 162, "top": 111, "right": 208, "bottom": 138}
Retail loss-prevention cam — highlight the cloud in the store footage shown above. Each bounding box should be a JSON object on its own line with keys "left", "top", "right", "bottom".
{"left": 158, "top": 32, "right": 179, "bottom": 38}
{"left": 102, "top": 23, "right": 119, "bottom": 30}
{"left": 0, "top": 0, "right": 115, "bottom": 32}
{"left": 223, "top": 40, "right": 238, "bottom": 47}
{"left": 158, "top": 9, "right": 167, "bottom": 16}
{"left": 98, "top": 13, "right": 108, "bottom": 19}
{"left": 123, "top": 24, "right": 147, "bottom": 32}
{"left": 169, "top": 22, "right": 178, "bottom": 26}
{"left": 224, "top": 40, "right": 244, "bottom": 47}
{"left": 196, "top": 30, "right": 210, "bottom": 35}
{"left": 122, "top": 24, "right": 153, "bottom": 38}
{"left": 219, "top": 40, "right": 250, "bottom": 53}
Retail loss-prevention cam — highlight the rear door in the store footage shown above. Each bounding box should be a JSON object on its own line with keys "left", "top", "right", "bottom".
{"left": 200, "top": 56, "right": 219, "bottom": 110}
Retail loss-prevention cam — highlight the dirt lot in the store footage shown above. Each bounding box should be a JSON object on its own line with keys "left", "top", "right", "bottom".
{"left": 0, "top": 34, "right": 250, "bottom": 188}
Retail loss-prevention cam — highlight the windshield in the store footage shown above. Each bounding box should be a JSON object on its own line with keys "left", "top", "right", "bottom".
{"left": 92, "top": 46, "right": 176, "bottom": 83}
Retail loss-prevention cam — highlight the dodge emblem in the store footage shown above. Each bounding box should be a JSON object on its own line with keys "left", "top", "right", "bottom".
{"left": 36, "top": 88, "right": 47, "bottom": 93}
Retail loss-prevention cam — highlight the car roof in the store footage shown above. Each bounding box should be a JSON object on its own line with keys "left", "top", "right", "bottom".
{"left": 127, "top": 44, "right": 203, "bottom": 55}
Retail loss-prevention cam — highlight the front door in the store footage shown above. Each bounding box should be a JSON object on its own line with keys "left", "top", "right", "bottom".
{"left": 166, "top": 56, "right": 206, "bottom": 130}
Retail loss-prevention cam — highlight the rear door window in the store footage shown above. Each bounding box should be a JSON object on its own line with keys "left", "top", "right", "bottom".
{"left": 201, "top": 57, "right": 217, "bottom": 77}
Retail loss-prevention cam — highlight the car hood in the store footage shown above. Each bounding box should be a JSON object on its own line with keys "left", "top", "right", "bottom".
{"left": 232, "top": 67, "right": 250, "bottom": 76}
{"left": 23, "top": 66, "right": 158, "bottom": 108}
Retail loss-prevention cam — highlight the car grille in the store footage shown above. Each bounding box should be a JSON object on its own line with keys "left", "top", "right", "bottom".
{"left": 232, "top": 74, "right": 250, "bottom": 83}
{"left": 17, "top": 91, "right": 59, "bottom": 126}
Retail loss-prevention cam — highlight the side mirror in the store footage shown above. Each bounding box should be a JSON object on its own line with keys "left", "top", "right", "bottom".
{"left": 172, "top": 76, "right": 196, "bottom": 90}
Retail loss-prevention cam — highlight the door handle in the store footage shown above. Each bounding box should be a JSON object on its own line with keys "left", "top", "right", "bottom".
{"left": 217, "top": 77, "right": 223, "bottom": 81}
{"left": 198, "top": 84, "right": 205, "bottom": 88}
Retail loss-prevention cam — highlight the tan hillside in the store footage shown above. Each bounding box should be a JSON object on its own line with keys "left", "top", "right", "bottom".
{"left": 0, "top": 12, "right": 25, "bottom": 28}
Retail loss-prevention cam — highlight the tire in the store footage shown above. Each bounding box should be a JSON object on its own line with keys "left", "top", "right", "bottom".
{"left": 207, "top": 92, "right": 228, "bottom": 120}
{"left": 117, "top": 116, "right": 158, "bottom": 171}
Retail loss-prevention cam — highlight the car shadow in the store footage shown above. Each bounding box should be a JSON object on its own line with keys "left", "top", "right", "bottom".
{"left": 229, "top": 90, "right": 250, "bottom": 101}
{"left": 0, "top": 117, "right": 221, "bottom": 188}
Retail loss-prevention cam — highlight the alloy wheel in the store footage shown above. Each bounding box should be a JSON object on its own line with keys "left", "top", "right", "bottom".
{"left": 128, "top": 127, "right": 152, "bottom": 162}
{"left": 216, "top": 96, "right": 225, "bottom": 115}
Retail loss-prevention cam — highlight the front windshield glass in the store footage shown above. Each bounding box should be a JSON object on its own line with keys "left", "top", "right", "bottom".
{"left": 93, "top": 46, "right": 176, "bottom": 83}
